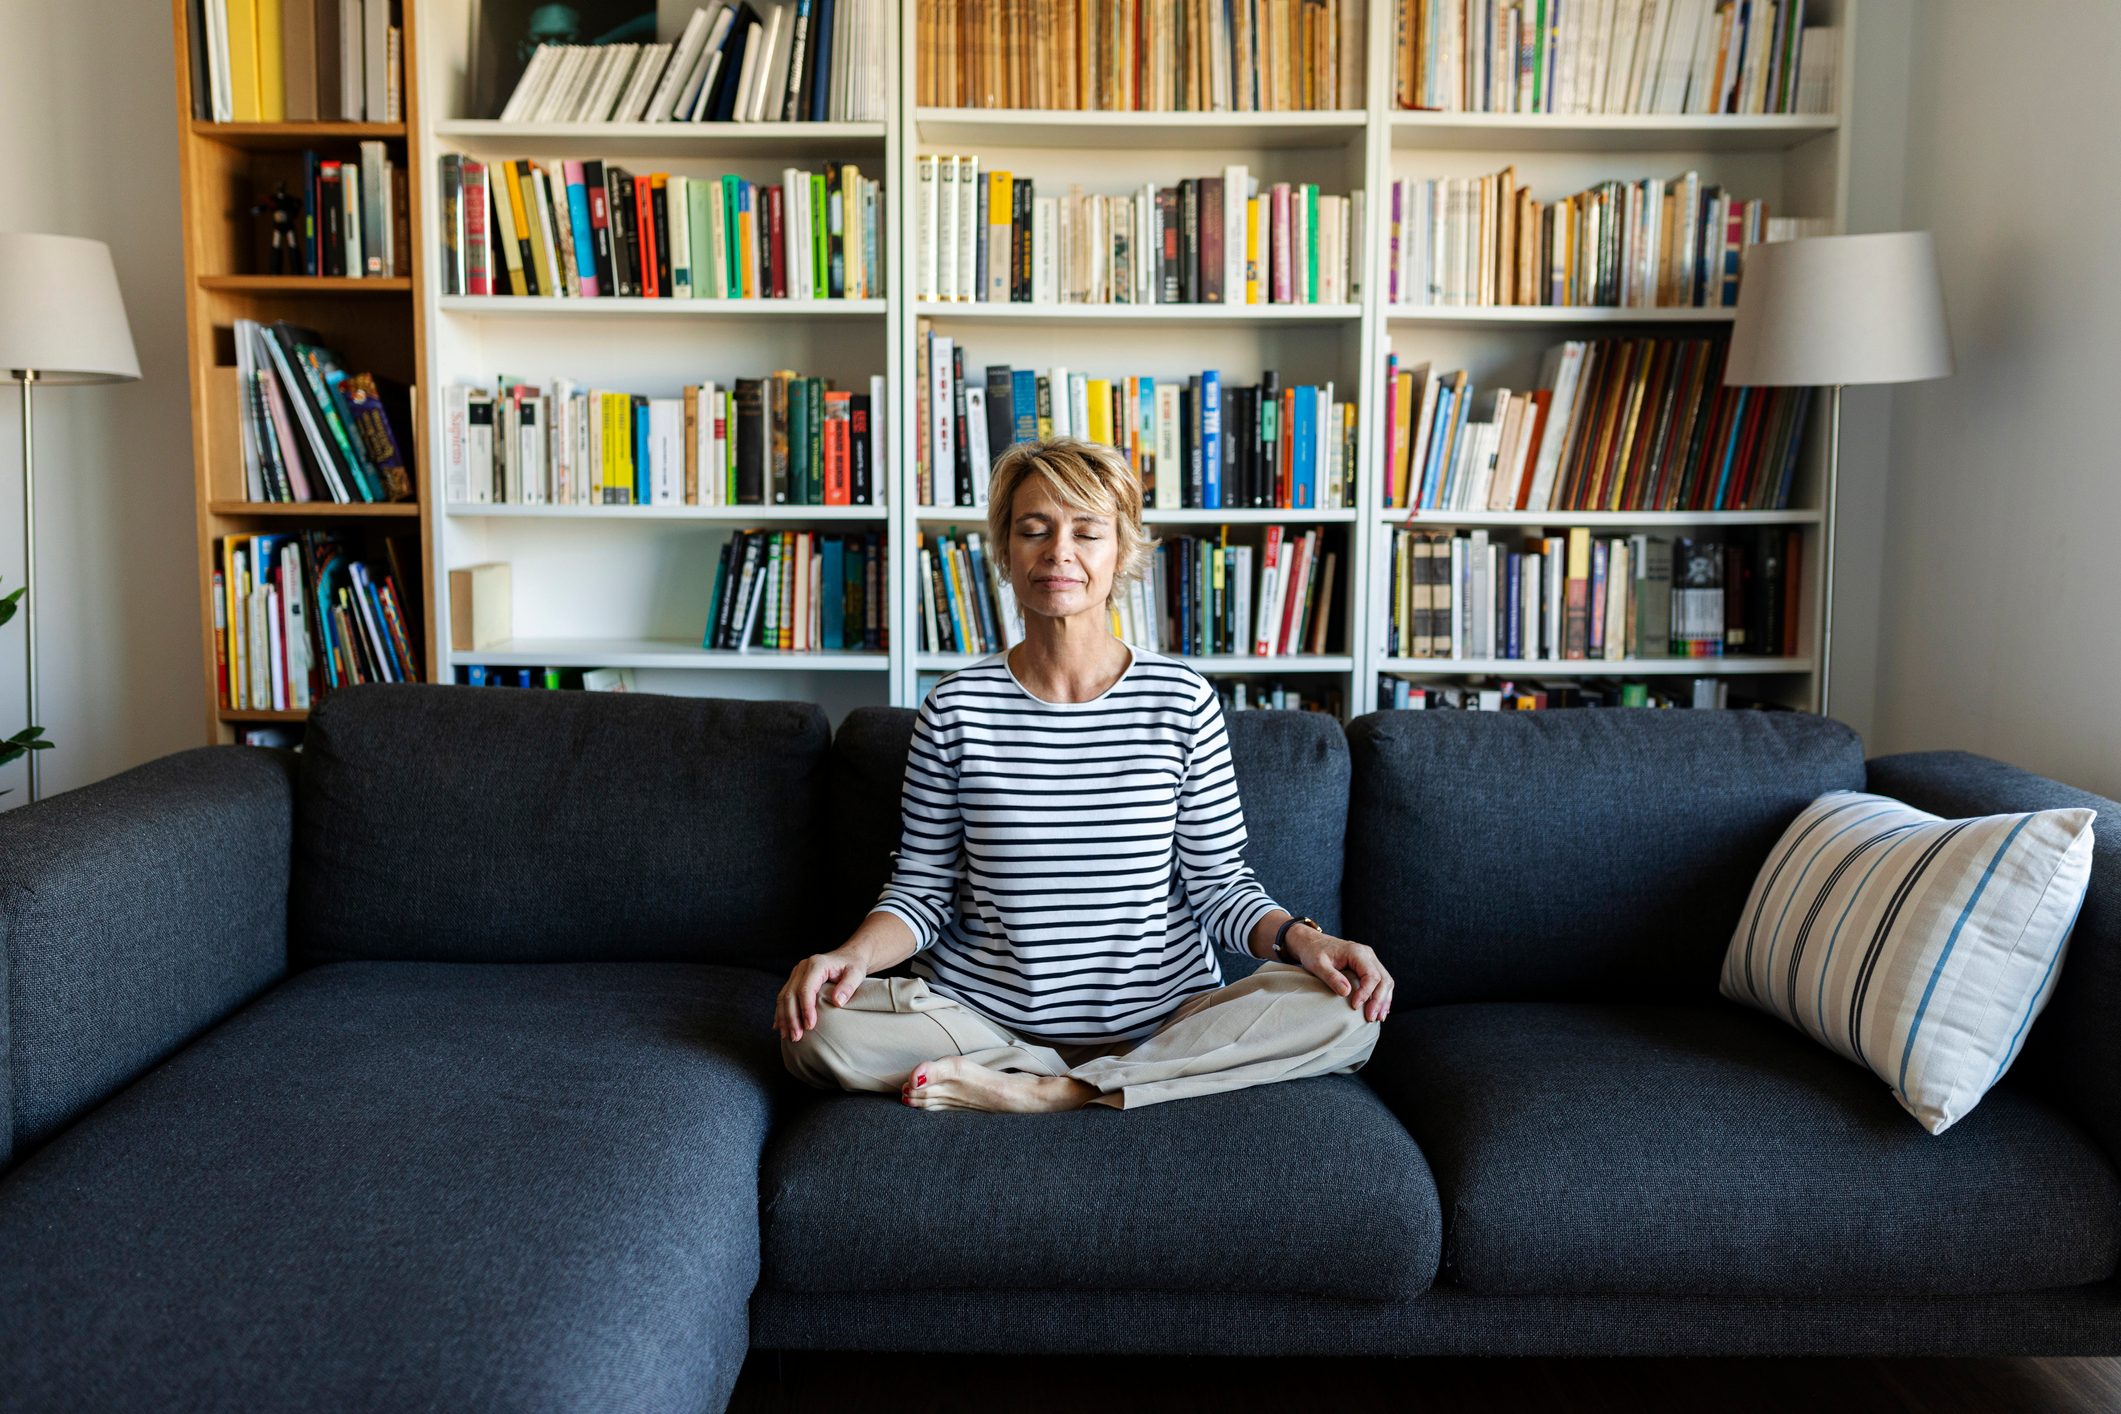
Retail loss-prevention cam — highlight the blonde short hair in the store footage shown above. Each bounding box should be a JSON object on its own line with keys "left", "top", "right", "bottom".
{"left": 987, "top": 436, "right": 1157, "bottom": 603}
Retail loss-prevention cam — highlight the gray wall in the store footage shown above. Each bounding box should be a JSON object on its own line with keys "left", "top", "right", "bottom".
{"left": 1871, "top": 1, "right": 2121, "bottom": 797}
{"left": 0, "top": 0, "right": 202, "bottom": 804}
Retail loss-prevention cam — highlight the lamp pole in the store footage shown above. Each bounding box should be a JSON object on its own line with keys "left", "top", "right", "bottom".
{"left": 15, "top": 368, "right": 37, "bottom": 803}
{"left": 1816, "top": 382, "right": 1841, "bottom": 720}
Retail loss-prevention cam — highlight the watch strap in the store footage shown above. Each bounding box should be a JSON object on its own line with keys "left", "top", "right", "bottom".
{"left": 1272, "top": 915, "right": 1318, "bottom": 963}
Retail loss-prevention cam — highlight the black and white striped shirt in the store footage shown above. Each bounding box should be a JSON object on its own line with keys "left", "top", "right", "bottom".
{"left": 870, "top": 641, "right": 1285, "bottom": 1045}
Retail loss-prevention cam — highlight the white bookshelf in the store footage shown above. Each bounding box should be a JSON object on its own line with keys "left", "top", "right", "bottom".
{"left": 411, "top": 0, "right": 1855, "bottom": 725}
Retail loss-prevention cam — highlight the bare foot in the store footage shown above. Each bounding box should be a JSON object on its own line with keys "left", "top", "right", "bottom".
{"left": 901, "top": 1056, "right": 1100, "bottom": 1113}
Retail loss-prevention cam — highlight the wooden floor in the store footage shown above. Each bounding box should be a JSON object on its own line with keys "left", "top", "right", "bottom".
{"left": 729, "top": 1352, "right": 2121, "bottom": 1412}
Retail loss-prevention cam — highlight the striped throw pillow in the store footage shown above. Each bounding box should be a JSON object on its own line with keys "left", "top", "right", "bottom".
{"left": 1720, "top": 789, "right": 2096, "bottom": 1134}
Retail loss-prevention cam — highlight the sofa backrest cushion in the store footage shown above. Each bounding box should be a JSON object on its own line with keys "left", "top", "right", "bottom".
{"left": 823, "top": 703, "right": 1349, "bottom": 962}
{"left": 1343, "top": 708, "right": 1866, "bottom": 1004}
{"left": 291, "top": 684, "right": 830, "bottom": 970}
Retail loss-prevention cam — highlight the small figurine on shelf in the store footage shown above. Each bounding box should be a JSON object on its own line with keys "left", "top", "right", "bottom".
{"left": 250, "top": 182, "right": 301, "bottom": 276}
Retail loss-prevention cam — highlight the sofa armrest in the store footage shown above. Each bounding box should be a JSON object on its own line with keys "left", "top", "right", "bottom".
{"left": 0, "top": 747, "right": 294, "bottom": 1169}
{"left": 1866, "top": 750, "right": 2121, "bottom": 1164}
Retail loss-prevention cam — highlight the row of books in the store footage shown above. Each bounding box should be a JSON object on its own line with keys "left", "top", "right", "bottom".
{"left": 914, "top": 159, "right": 1361, "bottom": 306}
{"left": 457, "top": 667, "right": 639, "bottom": 690}
{"left": 917, "top": 331, "right": 1358, "bottom": 511}
{"left": 214, "top": 530, "right": 420, "bottom": 712}
{"left": 279, "top": 144, "right": 408, "bottom": 278}
{"left": 190, "top": 0, "right": 399, "bottom": 122}
{"left": 918, "top": 0, "right": 1365, "bottom": 111}
{"left": 437, "top": 157, "right": 883, "bottom": 300}
{"left": 1382, "top": 337, "right": 1811, "bottom": 513}
{"left": 704, "top": 529, "right": 887, "bottom": 651}
{"left": 1379, "top": 675, "right": 1759, "bottom": 709}
{"left": 232, "top": 319, "right": 412, "bottom": 504}
{"left": 916, "top": 524, "right": 1339, "bottom": 658}
{"left": 442, "top": 373, "right": 888, "bottom": 508}
{"left": 1394, "top": 0, "right": 1828, "bottom": 116}
{"left": 1385, "top": 526, "right": 1801, "bottom": 661}
{"left": 1387, "top": 170, "right": 1771, "bottom": 309}
{"left": 496, "top": 0, "right": 888, "bottom": 125}
{"left": 1217, "top": 680, "right": 1346, "bottom": 714}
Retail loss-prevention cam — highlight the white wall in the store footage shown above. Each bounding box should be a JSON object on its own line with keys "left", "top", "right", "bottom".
{"left": 1871, "top": 0, "right": 2121, "bottom": 797}
{"left": 0, "top": 0, "right": 203, "bottom": 804}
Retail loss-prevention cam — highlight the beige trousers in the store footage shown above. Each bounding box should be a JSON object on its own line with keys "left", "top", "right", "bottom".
{"left": 780, "top": 960, "right": 1381, "bottom": 1110}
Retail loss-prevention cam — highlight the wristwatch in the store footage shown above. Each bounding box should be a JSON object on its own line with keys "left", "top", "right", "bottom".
{"left": 1272, "top": 915, "right": 1319, "bottom": 963}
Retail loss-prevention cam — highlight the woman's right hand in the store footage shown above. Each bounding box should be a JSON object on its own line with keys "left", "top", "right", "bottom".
{"left": 774, "top": 946, "right": 870, "bottom": 1044}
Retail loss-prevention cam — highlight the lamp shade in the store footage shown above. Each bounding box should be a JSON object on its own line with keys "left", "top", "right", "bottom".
{"left": 0, "top": 233, "right": 141, "bottom": 385}
{"left": 1725, "top": 231, "right": 1954, "bottom": 388}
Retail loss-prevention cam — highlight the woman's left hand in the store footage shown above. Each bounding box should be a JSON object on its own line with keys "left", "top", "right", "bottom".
{"left": 1287, "top": 926, "right": 1393, "bottom": 1022}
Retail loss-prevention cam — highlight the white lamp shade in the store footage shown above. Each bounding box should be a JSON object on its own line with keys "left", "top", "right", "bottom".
{"left": 1725, "top": 231, "right": 1954, "bottom": 388}
{"left": 0, "top": 233, "right": 141, "bottom": 385}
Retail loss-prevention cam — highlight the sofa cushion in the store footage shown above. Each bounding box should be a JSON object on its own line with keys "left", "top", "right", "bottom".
{"left": 824, "top": 704, "right": 1349, "bottom": 971}
{"left": 1719, "top": 789, "right": 2097, "bottom": 1135}
{"left": 0, "top": 961, "right": 788, "bottom": 1414}
{"left": 1364, "top": 1001, "right": 2121, "bottom": 1298}
{"left": 1343, "top": 708, "right": 1866, "bottom": 1004}
{"left": 759, "top": 1073, "right": 1440, "bottom": 1301}
{"left": 291, "top": 683, "right": 829, "bottom": 969}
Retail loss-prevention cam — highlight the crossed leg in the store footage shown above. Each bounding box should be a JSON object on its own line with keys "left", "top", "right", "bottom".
{"left": 781, "top": 963, "right": 1380, "bottom": 1114}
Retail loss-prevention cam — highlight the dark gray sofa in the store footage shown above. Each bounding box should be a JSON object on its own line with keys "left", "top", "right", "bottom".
{"left": 0, "top": 684, "right": 2114, "bottom": 1411}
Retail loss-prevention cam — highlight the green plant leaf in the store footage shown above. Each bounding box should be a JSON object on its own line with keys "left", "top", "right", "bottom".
{"left": 0, "top": 583, "right": 20, "bottom": 628}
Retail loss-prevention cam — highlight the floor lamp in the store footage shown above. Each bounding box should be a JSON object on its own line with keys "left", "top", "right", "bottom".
{"left": 1725, "top": 231, "right": 1954, "bottom": 719}
{"left": 0, "top": 234, "right": 141, "bottom": 803}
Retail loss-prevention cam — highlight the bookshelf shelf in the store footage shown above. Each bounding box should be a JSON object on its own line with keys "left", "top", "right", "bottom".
{"left": 209, "top": 500, "right": 423, "bottom": 518}
{"left": 1382, "top": 656, "right": 1815, "bottom": 676}
{"left": 190, "top": 119, "right": 407, "bottom": 149}
{"left": 198, "top": 276, "right": 412, "bottom": 293}
{"left": 916, "top": 107, "right": 1369, "bottom": 150}
{"left": 1388, "top": 112, "right": 1840, "bottom": 152}
{"left": 917, "top": 652, "right": 1354, "bottom": 673}
{"left": 1376, "top": 509, "right": 1822, "bottom": 527}
{"left": 433, "top": 119, "right": 888, "bottom": 158}
{"left": 219, "top": 707, "right": 310, "bottom": 722}
{"left": 1383, "top": 305, "right": 1734, "bottom": 325}
{"left": 914, "top": 507, "right": 1361, "bottom": 525}
{"left": 456, "top": 639, "right": 891, "bottom": 670}
{"left": 913, "top": 300, "right": 1361, "bottom": 325}
{"left": 437, "top": 295, "right": 888, "bottom": 318}
{"left": 446, "top": 503, "right": 888, "bottom": 522}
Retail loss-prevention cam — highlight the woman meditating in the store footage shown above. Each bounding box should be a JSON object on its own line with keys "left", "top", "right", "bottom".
{"left": 776, "top": 435, "right": 1392, "bottom": 1112}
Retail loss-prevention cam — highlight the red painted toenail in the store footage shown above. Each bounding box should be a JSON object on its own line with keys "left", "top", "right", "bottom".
{"left": 916, "top": 1072, "right": 927, "bottom": 1086}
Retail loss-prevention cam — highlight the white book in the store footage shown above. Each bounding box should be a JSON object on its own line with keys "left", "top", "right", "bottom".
{"left": 936, "top": 153, "right": 958, "bottom": 301}
{"left": 233, "top": 320, "right": 263, "bottom": 500}
{"left": 754, "top": 2, "right": 794, "bottom": 121}
{"left": 670, "top": 8, "right": 729, "bottom": 117}
{"left": 1222, "top": 163, "right": 1247, "bottom": 304}
{"left": 614, "top": 42, "right": 673, "bottom": 120}
{"left": 281, "top": 546, "right": 312, "bottom": 709}
{"left": 444, "top": 385, "right": 470, "bottom": 503}
{"left": 964, "top": 387, "right": 990, "bottom": 505}
{"left": 928, "top": 334, "right": 954, "bottom": 506}
{"left": 1407, "top": 368, "right": 1445, "bottom": 503}
{"left": 1033, "top": 197, "right": 1058, "bottom": 303}
{"left": 732, "top": 21, "right": 764, "bottom": 123}
{"left": 649, "top": 398, "right": 683, "bottom": 505}
{"left": 669, "top": 176, "right": 692, "bottom": 296}
{"left": 529, "top": 46, "right": 581, "bottom": 123}
{"left": 783, "top": 167, "right": 810, "bottom": 299}
{"left": 1528, "top": 341, "right": 1587, "bottom": 511}
{"left": 916, "top": 155, "right": 938, "bottom": 299}
{"left": 650, "top": 8, "right": 715, "bottom": 119}
{"left": 582, "top": 45, "right": 636, "bottom": 121}
{"left": 499, "top": 44, "right": 555, "bottom": 122}
{"left": 687, "top": 10, "right": 738, "bottom": 119}
{"left": 205, "top": 0, "right": 233, "bottom": 120}
{"left": 1145, "top": 381, "right": 1176, "bottom": 508}
{"left": 706, "top": 188, "right": 730, "bottom": 297}
{"left": 868, "top": 374, "right": 887, "bottom": 505}
{"left": 363, "top": 0, "right": 389, "bottom": 120}
{"left": 255, "top": 584, "right": 277, "bottom": 708}
{"left": 957, "top": 155, "right": 980, "bottom": 302}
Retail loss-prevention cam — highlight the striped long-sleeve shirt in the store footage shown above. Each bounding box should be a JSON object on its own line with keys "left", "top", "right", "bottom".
{"left": 869, "top": 641, "right": 1286, "bottom": 1045}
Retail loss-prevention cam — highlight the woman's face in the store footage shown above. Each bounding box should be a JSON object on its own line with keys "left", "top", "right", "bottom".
{"left": 1006, "top": 475, "right": 1119, "bottom": 625}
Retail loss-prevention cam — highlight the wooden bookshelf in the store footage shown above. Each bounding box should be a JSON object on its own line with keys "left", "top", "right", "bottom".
{"left": 171, "top": 0, "right": 436, "bottom": 744}
{"left": 376, "top": 0, "right": 1855, "bottom": 724}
